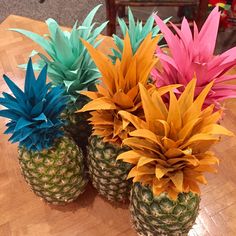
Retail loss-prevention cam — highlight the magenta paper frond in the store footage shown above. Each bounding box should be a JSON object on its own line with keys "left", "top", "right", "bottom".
{"left": 152, "top": 7, "right": 236, "bottom": 108}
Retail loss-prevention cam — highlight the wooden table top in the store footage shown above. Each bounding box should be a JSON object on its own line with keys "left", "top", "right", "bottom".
{"left": 1, "top": 15, "right": 236, "bottom": 236}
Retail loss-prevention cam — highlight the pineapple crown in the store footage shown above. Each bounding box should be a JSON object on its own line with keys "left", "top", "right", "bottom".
{"left": 78, "top": 33, "right": 178, "bottom": 145}
{"left": 110, "top": 7, "right": 169, "bottom": 62}
{"left": 0, "top": 59, "right": 68, "bottom": 152}
{"left": 151, "top": 7, "right": 236, "bottom": 108}
{"left": 117, "top": 80, "right": 234, "bottom": 200}
{"left": 10, "top": 5, "right": 108, "bottom": 103}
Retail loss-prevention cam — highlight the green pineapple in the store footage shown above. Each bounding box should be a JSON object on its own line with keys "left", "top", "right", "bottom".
{"left": 18, "top": 136, "right": 87, "bottom": 204}
{"left": 0, "top": 59, "right": 88, "bottom": 204}
{"left": 87, "top": 136, "right": 132, "bottom": 202}
{"left": 10, "top": 5, "right": 108, "bottom": 151}
{"left": 130, "top": 183, "right": 200, "bottom": 236}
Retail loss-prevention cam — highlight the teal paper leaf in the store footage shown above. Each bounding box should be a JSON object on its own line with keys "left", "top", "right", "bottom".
{"left": 110, "top": 7, "right": 170, "bottom": 62}
{"left": 10, "top": 5, "right": 107, "bottom": 106}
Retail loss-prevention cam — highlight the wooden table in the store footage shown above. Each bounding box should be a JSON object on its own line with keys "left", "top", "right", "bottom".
{"left": 1, "top": 15, "right": 236, "bottom": 236}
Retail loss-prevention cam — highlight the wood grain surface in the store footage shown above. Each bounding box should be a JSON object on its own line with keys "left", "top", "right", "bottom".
{"left": 0, "top": 15, "right": 236, "bottom": 236}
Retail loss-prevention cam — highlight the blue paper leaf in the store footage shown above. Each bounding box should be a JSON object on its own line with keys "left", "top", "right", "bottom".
{"left": 0, "top": 110, "right": 20, "bottom": 120}
{"left": 31, "top": 100, "right": 45, "bottom": 116}
{"left": 1, "top": 58, "right": 67, "bottom": 151}
{"left": 36, "top": 64, "right": 48, "bottom": 90}
{"left": 32, "top": 113, "right": 47, "bottom": 121}
{"left": 4, "top": 124, "right": 15, "bottom": 134}
{"left": 3, "top": 75, "right": 26, "bottom": 103}
{"left": 14, "top": 117, "right": 33, "bottom": 132}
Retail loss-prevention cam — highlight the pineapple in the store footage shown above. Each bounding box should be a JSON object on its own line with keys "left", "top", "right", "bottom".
{"left": 151, "top": 7, "right": 236, "bottom": 109}
{"left": 117, "top": 80, "right": 234, "bottom": 235}
{"left": 110, "top": 7, "right": 169, "bottom": 62}
{"left": 130, "top": 183, "right": 200, "bottom": 236}
{"left": 0, "top": 59, "right": 88, "bottom": 205}
{"left": 87, "top": 136, "right": 132, "bottom": 202}
{"left": 78, "top": 33, "right": 176, "bottom": 202}
{"left": 10, "top": 5, "right": 108, "bottom": 151}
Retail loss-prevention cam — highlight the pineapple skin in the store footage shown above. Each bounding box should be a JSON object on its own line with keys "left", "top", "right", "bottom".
{"left": 130, "top": 183, "right": 200, "bottom": 236}
{"left": 62, "top": 97, "right": 92, "bottom": 154}
{"left": 18, "top": 135, "right": 88, "bottom": 205}
{"left": 87, "top": 135, "right": 133, "bottom": 202}
{"left": 64, "top": 111, "right": 92, "bottom": 153}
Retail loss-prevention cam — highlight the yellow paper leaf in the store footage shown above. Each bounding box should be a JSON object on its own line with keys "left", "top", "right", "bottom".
{"left": 155, "top": 166, "right": 169, "bottom": 179}
{"left": 139, "top": 60, "right": 158, "bottom": 84}
{"left": 129, "top": 129, "right": 163, "bottom": 147}
{"left": 178, "top": 79, "right": 196, "bottom": 114}
{"left": 183, "top": 80, "right": 214, "bottom": 124}
{"left": 113, "top": 117, "right": 123, "bottom": 138}
{"left": 162, "top": 137, "right": 179, "bottom": 150}
{"left": 152, "top": 185, "right": 167, "bottom": 196}
{"left": 155, "top": 119, "right": 170, "bottom": 137}
{"left": 167, "top": 91, "right": 182, "bottom": 131}
{"left": 151, "top": 90, "right": 168, "bottom": 119}
{"left": 125, "top": 57, "right": 137, "bottom": 88}
{"left": 180, "top": 133, "right": 219, "bottom": 149}
{"left": 117, "top": 150, "right": 141, "bottom": 165}
{"left": 113, "top": 91, "right": 134, "bottom": 109}
{"left": 118, "top": 110, "right": 147, "bottom": 129}
{"left": 127, "top": 85, "right": 139, "bottom": 102}
{"left": 117, "top": 150, "right": 139, "bottom": 160}
{"left": 136, "top": 166, "right": 156, "bottom": 176}
{"left": 123, "top": 137, "right": 161, "bottom": 155}
{"left": 81, "top": 38, "right": 115, "bottom": 95}
{"left": 195, "top": 175, "right": 208, "bottom": 184}
{"left": 153, "top": 177, "right": 170, "bottom": 188}
{"left": 80, "top": 90, "right": 98, "bottom": 100}
{"left": 167, "top": 188, "right": 179, "bottom": 200}
{"left": 127, "top": 166, "right": 139, "bottom": 179}
{"left": 184, "top": 179, "right": 201, "bottom": 195}
{"left": 139, "top": 83, "right": 165, "bottom": 128}
{"left": 178, "top": 118, "right": 200, "bottom": 141}
{"left": 200, "top": 124, "right": 234, "bottom": 136}
{"left": 194, "top": 165, "right": 217, "bottom": 173}
{"left": 78, "top": 97, "right": 117, "bottom": 112}
{"left": 167, "top": 156, "right": 199, "bottom": 166}
{"left": 137, "top": 157, "right": 157, "bottom": 167}
{"left": 170, "top": 171, "right": 183, "bottom": 192}
{"left": 97, "top": 84, "right": 111, "bottom": 97}
{"left": 157, "top": 84, "right": 182, "bottom": 96}
{"left": 120, "top": 33, "right": 133, "bottom": 76}
{"left": 164, "top": 148, "right": 184, "bottom": 158}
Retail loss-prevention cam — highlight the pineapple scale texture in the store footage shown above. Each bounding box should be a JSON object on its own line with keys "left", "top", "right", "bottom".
{"left": 87, "top": 136, "right": 133, "bottom": 202}
{"left": 18, "top": 136, "right": 88, "bottom": 205}
{"left": 130, "top": 183, "right": 200, "bottom": 236}
{"left": 62, "top": 96, "right": 92, "bottom": 152}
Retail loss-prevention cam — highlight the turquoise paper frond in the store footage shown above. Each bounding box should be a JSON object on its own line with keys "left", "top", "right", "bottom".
{"left": 10, "top": 5, "right": 108, "bottom": 103}
{"left": 0, "top": 59, "right": 69, "bottom": 152}
{"left": 110, "top": 7, "right": 170, "bottom": 62}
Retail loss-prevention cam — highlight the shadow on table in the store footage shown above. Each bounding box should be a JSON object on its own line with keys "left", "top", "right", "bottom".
{"left": 48, "top": 182, "right": 97, "bottom": 213}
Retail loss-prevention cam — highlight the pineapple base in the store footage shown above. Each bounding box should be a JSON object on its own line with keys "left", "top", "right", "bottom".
{"left": 87, "top": 135, "right": 133, "bottom": 202}
{"left": 18, "top": 136, "right": 88, "bottom": 205}
{"left": 130, "top": 183, "right": 200, "bottom": 236}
